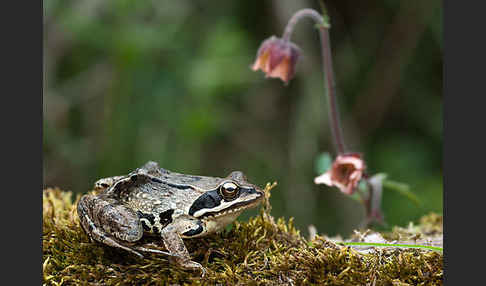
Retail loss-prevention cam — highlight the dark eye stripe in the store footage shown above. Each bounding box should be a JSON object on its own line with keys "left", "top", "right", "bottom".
{"left": 188, "top": 189, "right": 222, "bottom": 216}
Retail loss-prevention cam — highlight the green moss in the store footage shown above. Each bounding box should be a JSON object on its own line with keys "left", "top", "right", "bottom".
{"left": 43, "top": 184, "right": 442, "bottom": 285}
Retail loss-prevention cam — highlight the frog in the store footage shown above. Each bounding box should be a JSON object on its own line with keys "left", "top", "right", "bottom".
{"left": 77, "top": 161, "right": 264, "bottom": 275}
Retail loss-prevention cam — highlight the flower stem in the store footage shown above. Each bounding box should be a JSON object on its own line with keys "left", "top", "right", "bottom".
{"left": 282, "top": 8, "right": 346, "bottom": 154}
{"left": 320, "top": 28, "right": 345, "bottom": 154}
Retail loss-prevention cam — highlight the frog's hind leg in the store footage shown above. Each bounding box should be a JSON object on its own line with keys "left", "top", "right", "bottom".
{"left": 77, "top": 194, "right": 144, "bottom": 258}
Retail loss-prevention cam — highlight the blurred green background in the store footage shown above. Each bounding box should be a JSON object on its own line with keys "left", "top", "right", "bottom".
{"left": 43, "top": 0, "right": 442, "bottom": 237}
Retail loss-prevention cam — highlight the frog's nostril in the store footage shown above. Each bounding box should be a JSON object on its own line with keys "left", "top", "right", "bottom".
{"left": 242, "top": 187, "right": 263, "bottom": 197}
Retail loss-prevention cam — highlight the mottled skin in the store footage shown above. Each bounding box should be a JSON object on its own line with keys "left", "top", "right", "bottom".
{"left": 77, "top": 161, "right": 264, "bottom": 274}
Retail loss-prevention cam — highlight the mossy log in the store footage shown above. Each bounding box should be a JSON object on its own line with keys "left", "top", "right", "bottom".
{"left": 43, "top": 185, "right": 443, "bottom": 285}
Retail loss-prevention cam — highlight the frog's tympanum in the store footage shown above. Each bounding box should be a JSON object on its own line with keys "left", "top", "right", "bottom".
{"left": 77, "top": 161, "right": 264, "bottom": 274}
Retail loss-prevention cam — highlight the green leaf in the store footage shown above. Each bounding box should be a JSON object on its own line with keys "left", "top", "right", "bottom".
{"left": 336, "top": 241, "right": 442, "bottom": 252}
{"left": 383, "top": 179, "right": 422, "bottom": 207}
{"left": 315, "top": 152, "right": 333, "bottom": 174}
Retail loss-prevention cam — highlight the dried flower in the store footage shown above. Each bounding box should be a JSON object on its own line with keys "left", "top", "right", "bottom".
{"left": 252, "top": 36, "right": 300, "bottom": 83}
{"left": 314, "top": 153, "right": 366, "bottom": 195}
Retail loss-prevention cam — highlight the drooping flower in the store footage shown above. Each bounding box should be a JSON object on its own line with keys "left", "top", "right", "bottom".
{"left": 252, "top": 36, "right": 300, "bottom": 83}
{"left": 314, "top": 153, "right": 366, "bottom": 195}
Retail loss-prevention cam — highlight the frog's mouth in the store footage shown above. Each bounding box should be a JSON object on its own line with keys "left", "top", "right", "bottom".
{"left": 189, "top": 187, "right": 264, "bottom": 219}
{"left": 199, "top": 197, "right": 262, "bottom": 219}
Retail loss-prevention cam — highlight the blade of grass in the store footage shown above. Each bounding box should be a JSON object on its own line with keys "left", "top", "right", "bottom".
{"left": 337, "top": 241, "right": 442, "bottom": 252}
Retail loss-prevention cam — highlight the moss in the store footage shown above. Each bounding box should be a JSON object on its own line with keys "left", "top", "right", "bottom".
{"left": 43, "top": 184, "right": 442, "bottom": 285}
{"left": 381, "top": 213, "right": 443, "bottom": 246}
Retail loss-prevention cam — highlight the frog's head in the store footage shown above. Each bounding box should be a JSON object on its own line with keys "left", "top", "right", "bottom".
{"left": 186, "top": 171, "right": 264, "bottom": 234}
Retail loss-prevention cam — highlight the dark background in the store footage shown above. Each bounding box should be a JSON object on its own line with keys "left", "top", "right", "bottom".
{"left": 43, "top": 0, "right": 442, "bottom": 236}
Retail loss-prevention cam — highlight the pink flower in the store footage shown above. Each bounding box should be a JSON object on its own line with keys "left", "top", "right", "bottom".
{"left": 314, "top": 153, "right": 366, "bottom": 195}
{"left": 252, "top": 36, "right": 300, "bottom": 84}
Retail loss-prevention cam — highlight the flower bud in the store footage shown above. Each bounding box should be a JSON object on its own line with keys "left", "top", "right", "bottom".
{"left": 252, "top": 36, "right": 300, "bottom": 84}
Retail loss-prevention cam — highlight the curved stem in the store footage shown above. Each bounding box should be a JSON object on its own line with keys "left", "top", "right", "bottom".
{"left": 282, "top": 9, "right": 324, "bottom": 41}
{"left": 282, "top": 8, "right": 346, "bottom": 154}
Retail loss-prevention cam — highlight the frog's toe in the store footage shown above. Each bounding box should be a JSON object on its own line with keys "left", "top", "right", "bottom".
{"left": 124, "top": 247, "right": 144, "bottom": 259}
{"left": 200, "top": 266, "right": 207, "bottom": 278}
{"left": 184, "top": 261, "right": 206, "bottom": 277}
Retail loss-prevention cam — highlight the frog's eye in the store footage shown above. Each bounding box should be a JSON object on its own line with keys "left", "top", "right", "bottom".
{"left": 219, "top": 182, "right": 239, "bottom": 201}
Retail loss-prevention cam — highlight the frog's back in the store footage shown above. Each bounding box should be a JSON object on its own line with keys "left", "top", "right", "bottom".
{"left": 121, "top": 180, "right": 174, "bottom": 208}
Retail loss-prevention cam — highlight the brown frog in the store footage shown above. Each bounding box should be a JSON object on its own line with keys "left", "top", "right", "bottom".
{"left": 77, "top": 161, "right": 264, "bottom": 275}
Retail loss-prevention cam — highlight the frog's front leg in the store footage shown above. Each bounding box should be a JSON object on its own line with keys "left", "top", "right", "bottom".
{"left": 77, "top": 194, "right": 145, "bottom": 257}
{"left": 160, "top": 218, "right": 207, "bottom": 275}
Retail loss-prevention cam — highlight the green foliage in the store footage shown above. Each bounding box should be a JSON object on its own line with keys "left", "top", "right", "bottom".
{"left": 43, "top": 187, "right": 442, "bottom": 285}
